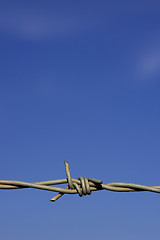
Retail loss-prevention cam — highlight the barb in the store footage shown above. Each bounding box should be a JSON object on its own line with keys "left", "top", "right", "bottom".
{"left": 0, "top": 161, "right": 160, "bottom": 203}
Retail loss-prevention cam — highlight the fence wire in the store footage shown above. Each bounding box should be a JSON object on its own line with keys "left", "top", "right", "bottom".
{"left": 0, "top": 161, "right": 160, "bottom": 202}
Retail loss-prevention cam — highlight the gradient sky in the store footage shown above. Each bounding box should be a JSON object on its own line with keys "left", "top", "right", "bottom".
{"left": 0, "top": 1, "right": 160, "bottom": 240}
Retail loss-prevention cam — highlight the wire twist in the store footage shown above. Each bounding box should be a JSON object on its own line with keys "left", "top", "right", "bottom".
{"left": 0, "top": 161, "right": 160, "bottom": 203}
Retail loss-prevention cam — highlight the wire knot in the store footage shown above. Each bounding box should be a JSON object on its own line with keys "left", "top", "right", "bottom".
{"left": 65, "top": 161, "right": 91, "bottom": 196}
{"left": 50, "top": 161, "right": 103, "bottom": 202}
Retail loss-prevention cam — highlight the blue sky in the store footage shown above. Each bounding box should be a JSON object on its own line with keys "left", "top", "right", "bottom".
{"left": 0, "top": 1, "right": 160, "bottom": 239}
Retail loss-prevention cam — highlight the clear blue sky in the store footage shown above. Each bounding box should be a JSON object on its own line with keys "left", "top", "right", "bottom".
{"left": 0, "top": 1, "right": 160, "bottom": 239}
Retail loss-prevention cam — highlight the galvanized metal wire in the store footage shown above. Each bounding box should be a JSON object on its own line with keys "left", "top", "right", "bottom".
{"left": 0, "top": 161, "right": 160, "bottom": 202}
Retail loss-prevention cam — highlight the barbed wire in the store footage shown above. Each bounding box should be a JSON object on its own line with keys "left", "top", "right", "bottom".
{"left": 0, "top": 161, "right": 160, "bottom": 202}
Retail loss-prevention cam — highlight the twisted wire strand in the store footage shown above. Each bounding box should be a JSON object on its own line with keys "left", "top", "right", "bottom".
{"left": 0, "top": 161, "right": 160, "bottom": 203}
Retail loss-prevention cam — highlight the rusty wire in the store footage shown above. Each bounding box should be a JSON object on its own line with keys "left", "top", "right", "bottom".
{"left": 0, "top": 161, "right": 160, "bottom": 203}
